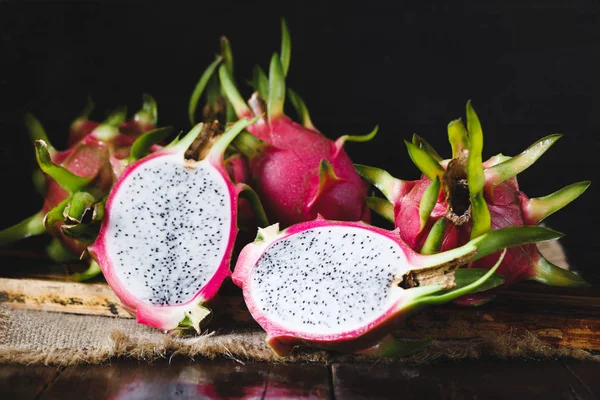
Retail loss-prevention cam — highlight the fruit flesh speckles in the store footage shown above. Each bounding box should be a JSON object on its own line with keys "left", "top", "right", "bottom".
{"left": 250, "top": 226, "right": 403, "bottom": 334}
{"left": 106, "top": 154, "right": 231, "bottom": 306}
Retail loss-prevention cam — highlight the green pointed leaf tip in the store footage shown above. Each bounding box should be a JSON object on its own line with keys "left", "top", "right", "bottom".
{"left": 338, "top": 126, "right": 379, "bottom": 147}
{"left": 420, "top": 217, "right": 446, "bottom": 255}
{"left": 466, "top": 101, "right": 485, "bottom": 196}
{"left": 364, "top": 196, "right": 395, "bottom": 223}
{"left": 280, "top": 18, "right": 291, "bottom": 77}
{"left": 419, "top": 177, "right": 440, "bottom": 231}
{"left": 287, "top": 88, "right": 315, "bottom": 130}
{"left": 77, "top": 95, "right": 95, "bottom": 119}
{"left": 218, "top": 64, "right": 250, "bottom": 117}
{"left": 485, "top": 134, "right": 563, "bottom": 187}
{"left": 354, "top": 164, "right": 401, "bottom": 202}
{"left": 24, "top": 112, "right": 52, "bottom": 147}
{"left": 130, "top": 127, "right": 174, "bottom": 161}
{"left": 253, "top": 65, "right": 270, "bottom": 100}
{"left": 447, "top": 118, "right": 469, "bottom": 158}
{"left": 531, "top": 253, "right": 591, "bottom": 287}
{"left": 189, "top": 56, "right": 223, "bottom": 126}
{"left": 470, "top": 225, "right": 563, "bottom": 262}
{"left": 268, "top": 53, "right": 286, "bottom": 121}
{"left": 526, "top": 181, "right": 591, "bottom": 224}
{"left": 35, "top": 141, "right": 91, "bottom": 193}
{"left": 209, "top": 116, "right": 260, "bottom": 159}
{"left": 220, "top": 36, "right": 234, "bottom": 74}
{"left": 104, "top": 105, "right": 127, "bottom": 127}
{"left": 136, "top": 93, "right": 158, "bottom": 125}
{"left": 405, "top": 140, "right": 445, "bottom": 181}
{"left": 412, "top": 134, "right": 443, "bottom": 162}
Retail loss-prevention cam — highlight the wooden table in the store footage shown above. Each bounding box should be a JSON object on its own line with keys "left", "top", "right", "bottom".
{"left": 1, "top": 358, "right": 599, "bottom": 399}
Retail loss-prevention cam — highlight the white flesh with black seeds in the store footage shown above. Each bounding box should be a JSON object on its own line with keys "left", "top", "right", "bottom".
{"left": 105, "top": 154, "right": 231, "bottom": 306}
{"left": 250, "top": 226, "right": 406, "bottom": 334}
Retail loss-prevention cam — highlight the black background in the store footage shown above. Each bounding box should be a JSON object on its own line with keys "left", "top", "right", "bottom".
{"left": 1, "top": 2, "right": 599, "bottom": 284}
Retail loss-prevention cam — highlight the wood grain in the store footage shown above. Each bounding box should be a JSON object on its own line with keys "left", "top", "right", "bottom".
{"left": 332, "top": 360, "right": 593, "bottom": 400}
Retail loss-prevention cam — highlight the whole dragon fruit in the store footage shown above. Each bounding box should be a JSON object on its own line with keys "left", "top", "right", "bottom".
{"left": 232, "top": 217, "right": 562, "bottom": 355}
{"left": 355, "top": 101, "right": 590, "bottom": 303}
{"left": 0, "top": 95, "right": 168, "bottom": 280}
{"left": 88, "top": 118, "right": 267, "bottom": 333}
{"left": 189, "top": 20, "right": 374, "bottom": 227}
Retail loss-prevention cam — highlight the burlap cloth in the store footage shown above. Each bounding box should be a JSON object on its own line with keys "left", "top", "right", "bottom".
{"left": 1, "top": 241, "right": 598, "bottom": 366}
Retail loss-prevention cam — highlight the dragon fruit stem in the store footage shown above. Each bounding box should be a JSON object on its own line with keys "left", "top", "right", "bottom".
{"left": 412, "top": 249, "right": 506, "bottom": 307}
{"left": 447, "top": 118, "right": 469, "bottom": 158}
{"left": 524, "top": 181, "right": 591, "bottom": 224}
{"left": 280, "top": 18, "right": 291, "bottom": 76}
{"left": 268, "top": 53, "right": 286, "bottom": 122}
{"left": 218, "top": 64, "right": 251, "bottom": 117}
{"left": 484, "top": 134, "right": 562, "bottom": 188}
{"left": 419, "top": 176, "right": 441, "bottom": 232}
{"left": 64, "top": 192, "right": 95, "bottom": 224}
{"left": 189, "top": 56, "right": 222, "bottom": 125}
{"left": 35, "top": 141, "right": 92, "bottom": 192}
{"left": 412, "top": 133, "right": 443, "bottom": 162}
{"left": 364, "top": 196, "right": 394, "bottom": 222}
{"left": 405, "top": 140, "right": 445, "bottom": 181}
{"left": 287, "top": 88, "right": 315, "bottom": 130}
{"left": 420, "top": 217, "right": 446, "bottom": 255}
{"left": 238, "top": 184, "right": 269, "bottom": 228}
{"left": 0, "top": 212, "right": 45, "bottom": 246}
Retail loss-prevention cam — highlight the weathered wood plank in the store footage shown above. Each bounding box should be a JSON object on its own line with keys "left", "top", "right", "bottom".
{"left": 332, "top": 360, "right": 593, "bottom": 400}
{"left": 0, "top": 277, "right": 132, "bottom": 318}
{"left": 0, "top": 364, "right": 62, "bottom": 400}
{"left": 397, "top": 283, "right": 600, "bottom": 350}
{"left": 39, "top": 360, "right": 269, "bottom": 400}
{"left": 265, "top": 363, "right": 331, "bottom": 399}
{"left": 563, "top": 360, "right": 600, "bottom": 398}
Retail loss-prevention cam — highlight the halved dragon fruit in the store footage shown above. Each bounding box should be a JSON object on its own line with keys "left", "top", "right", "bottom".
{"left": 355, "top": 101, "right": 590, "bottom": 301}
{"left": 88, "top": 118, "right": 267, "bottom": 332}
{"left": 0, "top": 96, "right": 166, "bottom": 279}
{"left": 232, "top": 217, "right": 562, "bottom": 355}
{"left": 190, "top": 20, "right": 374, "bottom": 227}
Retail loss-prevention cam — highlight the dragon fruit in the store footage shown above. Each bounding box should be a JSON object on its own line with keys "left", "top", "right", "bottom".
{"left": 232, "top": 217, "right": 562, "bottom": 355}
{"left": 189, "top": 20, "right": 374, "bottom": 227}
{"left": 355, "top": 101, "right": 590, "bottom": 302}
{"left": 0, "top": 95, "right": 167, "bottom": 280}
{"left": 88, "top": 118, "right": 267, "bottom": 332}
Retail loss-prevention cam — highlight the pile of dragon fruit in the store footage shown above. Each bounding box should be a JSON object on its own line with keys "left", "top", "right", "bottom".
{"left": 1, "top": 20, "right": 590, "bottom": 356}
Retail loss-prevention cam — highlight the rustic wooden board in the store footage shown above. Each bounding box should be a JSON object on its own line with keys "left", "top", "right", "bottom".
{"left": 1, "top": 249, "right": 599, "bottom": 351}
{"left": 332, "top": 360, "right": 593, "bottom": 400}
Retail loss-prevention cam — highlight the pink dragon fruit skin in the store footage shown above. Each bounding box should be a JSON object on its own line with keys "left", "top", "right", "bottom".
{"left": 0, "top": 95, "right": 163, "bottom": 264}
{"left": 88, "top": 118, "right": 266, "bottom": 332}
{"left": 232, "top": 217, "right": 561, "bottom": 355}
{"left": 238, "top": 112, "right": 372, "bottom": 227}
{"left": 356, "top": 101, "right": 590, "bottom": 298}
{"left": 190, "top": 20, "right": 373, "bottom": 227}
